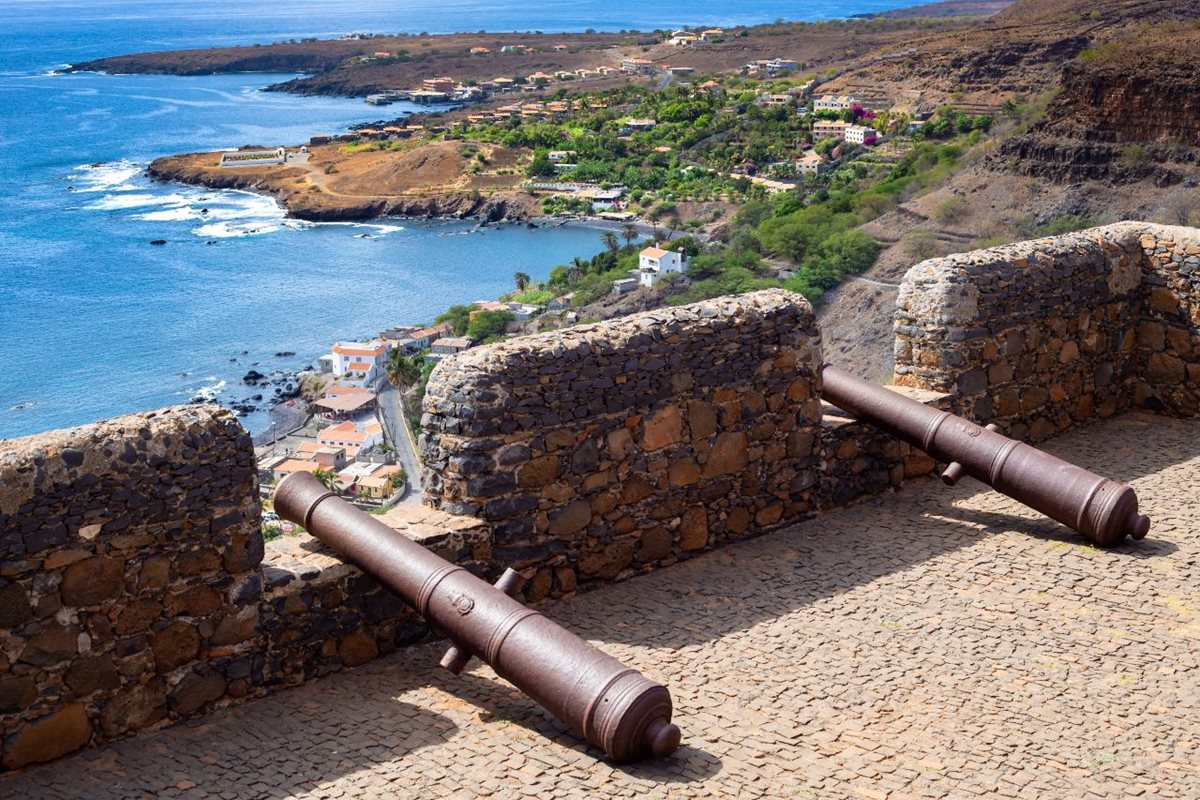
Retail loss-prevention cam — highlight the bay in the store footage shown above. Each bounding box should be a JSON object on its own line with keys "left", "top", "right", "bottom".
{"left": 0, "top": 0, "right": 920, "bottom": 438}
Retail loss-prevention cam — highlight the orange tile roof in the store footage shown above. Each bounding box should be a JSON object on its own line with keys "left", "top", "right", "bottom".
{"left": 332, "top": 343, "right": 387, "bottom": 357}
{"left": 274, "top": 459, "right": 321, "bottom": 475}
{"left": 327, "top": 384, "right": 371, "bottom": 396}
{"left": 641, "top": 247, "right": 670, "bottom": 258}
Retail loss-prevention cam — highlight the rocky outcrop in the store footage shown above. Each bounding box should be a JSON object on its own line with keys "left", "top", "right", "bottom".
{"left": 146, "top": 157, "right": 536, "bottom": 223}
{"left": 996, "top": 33, "right": 1200, "bottom": 185}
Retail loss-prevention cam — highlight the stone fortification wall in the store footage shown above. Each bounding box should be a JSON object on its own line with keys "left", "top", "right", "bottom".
{"left": 420, "top": 290, "right": 826, "bottom": 597}
{"left": 1135, "top": 225, "right": 1200, "bottom": 415}
{"left": 0, "top": 407, "right": 260, "bottom": 769}
{"left": 894, "top": 222, "right": 1200, "bottom": 440}
{"left": 0, "top": 407, "right": 465, "bottom": 770}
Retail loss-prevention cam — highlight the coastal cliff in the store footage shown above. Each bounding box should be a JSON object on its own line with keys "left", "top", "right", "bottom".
{"left": 147, "top": 141, "right": 540, "bottom": 223}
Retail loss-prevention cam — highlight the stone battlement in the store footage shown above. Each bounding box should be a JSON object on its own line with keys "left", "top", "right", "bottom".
{"left": 895, "top": 221, "right": 1200, "bottom": 439}
{"left": 3, "top": 225, "right": 1198, "bottom": 770}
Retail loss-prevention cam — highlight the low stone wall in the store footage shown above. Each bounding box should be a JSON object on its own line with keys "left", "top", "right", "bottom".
{"left": 420, "top": 290, "right": 826, "bottom": 597}
{"left": 258, "top": 506, "right": 490, "bottom": 684}
{"left": 894, "top": 222, "right": 1200, "bottom": 439}
{"left": 0, "top": 406, "right": 260, "bottom": 769}
{"left": 1135, "top": 226, "right": 1200, "bottom": 415}
{"left": 0, "top": 407, "right": 481, "bottom": 770}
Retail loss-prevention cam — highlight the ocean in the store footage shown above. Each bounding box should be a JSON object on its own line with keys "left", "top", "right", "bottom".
{"left": 0, "top": 0, "right": 920, "bottom": 439}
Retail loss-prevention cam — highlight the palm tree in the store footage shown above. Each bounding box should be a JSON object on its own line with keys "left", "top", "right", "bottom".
{"left": 514, "top": 271, "right": 531, "bottom": 291}
{"left": 566, "top": 261, "right": 586, "bottom": 283}
{"left": 621, "top": 223, "right": 638, "bottom": 248}
{"left": 600, "top": 230, "right": 619, "bottom": 252}
{"left": 312, "top": 468, "right": 343, "bottom": 494}
{"left": 385, "top": 348, "right": 421, "bottom": 393}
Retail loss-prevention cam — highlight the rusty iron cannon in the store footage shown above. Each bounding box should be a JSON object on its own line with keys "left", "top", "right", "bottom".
{"left": 820, "top": 364, "right": 1150, "bottom": 547}
{"left": 273, "top": 471, "right": 681, "bottom": 763}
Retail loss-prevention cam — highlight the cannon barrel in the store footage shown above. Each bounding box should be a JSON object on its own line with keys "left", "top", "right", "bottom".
{"left": 273, "top": 472, "right": 681, "bottom": 762}
{"left": 820, "top": 365, "right": 1150, "bottom": 546}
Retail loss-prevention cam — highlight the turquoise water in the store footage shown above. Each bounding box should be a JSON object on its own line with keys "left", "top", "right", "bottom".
{"left": 0, "top": 0, "right": 920, "bottom": 439}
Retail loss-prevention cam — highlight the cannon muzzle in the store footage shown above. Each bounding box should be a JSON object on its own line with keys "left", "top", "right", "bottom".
{"left": 273, "top": 471, "right": 681, "bottom": 762}
{"left": 821, "top": 365, "right": 1150, "bottom": 546}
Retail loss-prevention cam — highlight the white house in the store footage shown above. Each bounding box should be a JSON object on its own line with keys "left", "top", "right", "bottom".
{"left": 844, "top": 124, "right": 878, "bottom": 145}
{"left": 329, "top": 340, "right": 390, "bottom": 386}
{"left": 670, "top": 30, "right": 698, "bottom": 45}
{"left": 812, "top": 120, "right": 850, "bottom": 140}
{"left": 796, "top": 152, "right": 829, "bottom": 176}
{"left": 813, "top": 94, "right": 859, "bottom": 112}
{"left": 638, "top": 245, "right": 687, "bottom": 288}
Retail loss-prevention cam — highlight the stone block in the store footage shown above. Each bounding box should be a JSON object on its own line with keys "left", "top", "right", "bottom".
{"left": 1, "top": 702, "right": 91, "bottom": 769}
{"left": 548, "top": 500, "right": 592, "bottom": 538}
{"left": 679, "top": 508, "right": 709, "bottom": 551}
{"left": 151, "top": 621, "right": 200, "bottom": 673}
{"left": 641, "top": 405, "right": 683, "bottom": 451}
{"left": 64, "top": 655, "right": 122, "bottom": 696}
{"left": 99, "top": 681, "right": 166, "bottom": 738}
{"left": 169, "top": 668, "right": 227, "bottom": 715}
{"left": 0, "top": 582, "right": 32, "bottom": 628}
{"left": 0, "top": 674, "right": 37, "bottom": 713}
{"left": 702, "top": 432, "right": 748, "bottom": 478}
{"left": 339, "top": 631, "right": 379, "bottom": 667}
{"left": 60, "top": 556, "right": 125, "bottom": 607}
{"left": 637, "top": 527, "right": 673, "bottom": 563}
{"left": 668, "top": 457, "right": 701, "bottom": 487}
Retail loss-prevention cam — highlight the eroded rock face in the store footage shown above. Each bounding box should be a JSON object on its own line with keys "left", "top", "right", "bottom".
{"left": 997, "top": 45, "right": 1200, "bottom": 184}
{"left": 420, "top": 290, "right": 826, "bottom": 596}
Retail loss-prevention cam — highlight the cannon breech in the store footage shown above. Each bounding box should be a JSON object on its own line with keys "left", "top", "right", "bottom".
{"left": 273, "top": 472, "right": 681, "bottom": 762}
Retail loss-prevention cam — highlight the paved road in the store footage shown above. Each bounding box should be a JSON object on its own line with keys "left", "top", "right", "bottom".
{"left": 4, "top": 412, "right": 1198, "bottom": 799}
{"left": 376, "top": 381, "right": 423, "bottom": 505}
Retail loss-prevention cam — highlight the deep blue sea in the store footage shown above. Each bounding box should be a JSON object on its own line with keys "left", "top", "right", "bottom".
{"left": 0, "top": 0, "right": 919, "bottom": 439}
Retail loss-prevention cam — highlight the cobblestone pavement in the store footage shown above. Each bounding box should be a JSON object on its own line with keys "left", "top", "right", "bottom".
{"left": 4, "top": 412, "right": 1198, "bottom": 799}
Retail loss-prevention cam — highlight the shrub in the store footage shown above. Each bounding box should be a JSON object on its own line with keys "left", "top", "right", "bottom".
{"left": 933, "top": 196, "right": 968, "bottom": 224}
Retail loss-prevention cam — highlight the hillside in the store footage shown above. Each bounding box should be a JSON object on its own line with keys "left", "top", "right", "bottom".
{"left": 818, "top": 0, "right": 1200, "bottom": 114}
{"left": 996, "top": 23, "right": 1200, "bottom": 184}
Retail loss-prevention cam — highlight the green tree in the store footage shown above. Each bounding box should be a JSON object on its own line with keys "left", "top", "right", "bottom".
{"left": 385, "top": 348, "right": 422, "bottom": 392}
{"left": 514, "top": 271, "right": 531, "bottom": 291}
{"left": 435, "top": 304, "right": 473, "bottom": 335}
{"left": 466, "top": 310, "right": 515, "bottom": 343}
{"left": 312, "top": 468, "right": 343, "bottom": 494}
{"left": 527, "top": 152, "right": 556, "bottom": 178}
{"left": 621, "top": 222, "right": 639, "bottom": 247}
{"left": 601, "top": 230, "right": 619, "bottom": 252}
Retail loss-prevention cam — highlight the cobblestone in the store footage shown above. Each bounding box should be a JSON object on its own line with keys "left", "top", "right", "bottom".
{"left": 2, "top": 412, "right": 1197, "bottom": 799}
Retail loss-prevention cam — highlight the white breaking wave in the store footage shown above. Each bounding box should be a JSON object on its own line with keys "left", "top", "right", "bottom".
{"left": 193, "top": 221, "right": 283, "bottom": 238}
{"left": 71, "top": 162, "right": 399, "bottom": 241}
{"left": 86, "top": 192, "right": 191, "bottom": 211}
{"left": 190, "top": 379, "right": 227, "bottom": 402}
{"left": 134, "top": 207, "right": 203, "bottom": 222}
{"left": 70, "top": 160, "right": 141, "bottom": 192}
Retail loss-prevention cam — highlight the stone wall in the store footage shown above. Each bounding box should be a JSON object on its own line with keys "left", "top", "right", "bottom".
{"left": 894, "top": 222, "right": 1200, "bottom": 439}
{"left": 0, "top": 406, "right": 260, "bottom": 770}
{"left": 420, "top": 290, "right": 826, "bottom": 598}
{"left": 1134, "top": 226, "right": 1200, "bottom": 415}
{"left": 0, "top": 407, "right": 474, "bottom": 770}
